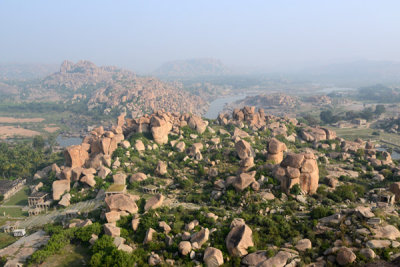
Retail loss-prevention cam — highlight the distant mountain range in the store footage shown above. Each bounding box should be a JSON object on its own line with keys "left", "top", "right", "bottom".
{"left": 153, "top": 58, "right": 232, "bottom": 78}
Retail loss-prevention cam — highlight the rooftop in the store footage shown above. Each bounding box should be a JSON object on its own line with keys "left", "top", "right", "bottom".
{"left": 106, "top": 184, "right": 126, "bottom": 192}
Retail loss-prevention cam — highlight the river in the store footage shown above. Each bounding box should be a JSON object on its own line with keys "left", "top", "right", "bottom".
{"left": 203, "top": 94, "right": 247, "bottom": 119}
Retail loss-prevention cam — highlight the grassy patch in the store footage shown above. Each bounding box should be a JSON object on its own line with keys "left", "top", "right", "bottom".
{"left": 0, "top": 232, "right": 16, "bottom": 249}
{"left": 0, "top": 207, "right": 27, "bottom": 217}
{"left": 3, "top": 186, "right": 29, "bottom": 206}
{"left": 33, "top": 243, "right": 90, "bottom": 267}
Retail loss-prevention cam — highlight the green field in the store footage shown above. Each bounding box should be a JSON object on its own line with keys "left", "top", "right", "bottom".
{"left": 3, "top": 186, "right": 29, "bottom": 206}
{"left": 0, "top": 207, "right": 27, "bottom": 217}
{"left": 331, "top": 127, "right": 400, "bottom": 148}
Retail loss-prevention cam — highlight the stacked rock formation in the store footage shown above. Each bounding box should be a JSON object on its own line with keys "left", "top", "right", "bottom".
{"left": 266, "top": 138, "right": 287, "bottom": 164}
{"left": 272, "top": 151, "right": 319, "bottom": 195}
{"left": 235, "top": 139, "right": 255, "bottom": 171}
{"left": 124, "top": 111, "right": 208, "bottom": 145}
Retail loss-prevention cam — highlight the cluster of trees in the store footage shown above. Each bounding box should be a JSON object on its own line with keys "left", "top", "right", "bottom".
{"left": 357, "top": 84, "right": 400, "bottom": 103}
{"left": 0, "top": 141, "right": 62, "bottom": 180}
{"left": 320, "top": 105, "right": 386, "bottom": 124}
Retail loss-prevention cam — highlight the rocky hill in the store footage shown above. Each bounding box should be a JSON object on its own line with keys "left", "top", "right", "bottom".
{"left": 153, "top": 58, "right": 232, "bottom": 78}
{"left": 6, "top": 105, "right": 400, "bottom": 266}
{"left": 233, "top": 93, "right": 300, "bottom": 109}
{"left": 20, "top": 60, "right": 208, "bottom": 116}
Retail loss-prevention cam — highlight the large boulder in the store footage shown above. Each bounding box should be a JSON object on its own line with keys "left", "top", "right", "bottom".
{"left": 372, "top": 225, "right": 400, "bottom": 240}
{"left": 226, "top": 224, "right": 254, "bottom": 257}
{"left": 104, "top": 223, "right": 120, "bottom": 237}
{"left": 105, "top": 194, "right": 138, "bottom": 214}
{"left": 233, "top": 172, "right": 256, "bottom": 192}
{"left": 268, "top": 138, "right": 287, "bottom": 154}
{"left": 336, "top": 247, "right": 356, "bottom": 266}
{"left": 178, "top": 241, "right": 192, "bottom": 256}
{"left": 188, "top": 115, "right": 207, "bottom": 134}
{"left": 113, "top": 172, "right": 127, "bottom": 185}
{"left": 190, "top": 228, "right": 209, "bottom": 247}
{"left": 204, "top": 247, "right": 224, "bottom": 267}
{"left": 65, "top": 145, "right": 89, "bottom": 169}
{"left": 155, "top": 161, "right": 167, "bottom": 175}
{"left": 151, "top": 116, "right": 172, "bottom": 145}
{"left": 52, "top": 179, "right": 70, "bottom": 200}
{"left": 80, "top": 174, "right": 96, "bottom": 187}
{"left": 235, "top": 140, "right": 255, "bottom": 160}
{"left": 130, "top": 172, "right": 147, "bottom": 182}
{"left": 390, "top": 182, "right": 400, "bottom": 201}
{"left": 144, "top": 194, "right": 165, "bottom": 211}
{"left": 58, "top": 193, "right": 71, "bottom": 207}
{"left": 256, "top": 250, "right": 295, "bottom": 267}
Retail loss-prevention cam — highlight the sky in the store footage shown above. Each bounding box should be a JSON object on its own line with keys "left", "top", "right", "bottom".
{"left": 1, "top": 0, "right": 400, "bottom": 73}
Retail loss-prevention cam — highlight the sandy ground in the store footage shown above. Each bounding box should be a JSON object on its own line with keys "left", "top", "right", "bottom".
{"left": 43, "top": 126, "right": 60, "bottom": 133}
{"left": 0, "top": 126, "right": 40, "bottom": 139}
{"left": 0, "top": 117, "right": 45, "bottom": 123}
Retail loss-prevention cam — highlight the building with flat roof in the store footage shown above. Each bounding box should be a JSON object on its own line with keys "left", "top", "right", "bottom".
{"left": 105, "top": 184, "right": 127, "bottom": 197}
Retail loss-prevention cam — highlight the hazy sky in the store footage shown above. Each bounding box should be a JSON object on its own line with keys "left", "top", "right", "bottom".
{"left": 1, "top": 0, "right": 400, "bottom": 73}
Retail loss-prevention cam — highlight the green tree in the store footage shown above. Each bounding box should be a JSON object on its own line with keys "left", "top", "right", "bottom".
{"left": 33, "top": 135, "right": 45, "bottom": 150}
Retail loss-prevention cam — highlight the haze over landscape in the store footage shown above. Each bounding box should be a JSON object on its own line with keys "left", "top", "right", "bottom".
{"left": 1, "top": 1, "right": 400, "bottom": 73}
{"left": 2, "top": 1, "right": 400, "bottom": 267}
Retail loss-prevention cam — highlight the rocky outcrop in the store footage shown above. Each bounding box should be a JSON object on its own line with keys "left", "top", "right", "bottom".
{"left": 226, "top": 223, "right": 254, "bottom": 257}
{"left": 52, "top": 180, "right": 70, "bottom": 200}
{"left": 273, "top": 152, "right": 319, "bottom": 195}
{"left": 64, "top": 145, "right": 89, "bottom": 169}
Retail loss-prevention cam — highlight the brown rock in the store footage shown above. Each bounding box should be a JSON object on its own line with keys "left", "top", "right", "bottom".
{"left": 130, "top": 172, "right": 147, "bottom": 182}
{"left": 65, "top": 145, "right": 89, "bottom": 169}
{"left": 104, "top": 223, "right": 120, "bottom": 237}
{"left": 105, "top": 211, "right": 121, "bottom": 223}
{"left": 281, "top": 153, "right": 304, "bottom": 168}
{"left": 233, "top": 173, "right": 256, "bottom": 192}
{"left": 52, "top": 179, "right": 70, "bottom": 200}
{"left": 204, "top": 247, "right": 224, "bottom": 267}
{"left": 105, "top": 194, "right": 138, "bottom": 214}
{"left": 80, "top": 174, "right": 96, "bottom": 187}
{"left": 226, "top": 224, "right": 254, "bottom": 257}
{"left": 268, "top": 138, "right": 287, "bottom": 154}
{"left": 113, "top": 172, "right": 127, "bottom": 185}
{"left": 155, "top": 161, "right": 167, "bottom": 175}
{"left": 235, "top": 139, "right": 255, "bottom": 160}
{"left": 190, "top": 228, "right": 209, "bottom": 247}
{"left": 144, "top": 194, "right": 165, "bottom": 211}
{"left": 336, "top": 247, "right": 356, "bottom": 266}
{"left": 188, "top": 115, "right": 207, "bottom": 134}
{"left": 143, "top": 228, "right": 156, "bottom": 244}
{"left": 178, "top": 241, "right": 192, "bottom": 255}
